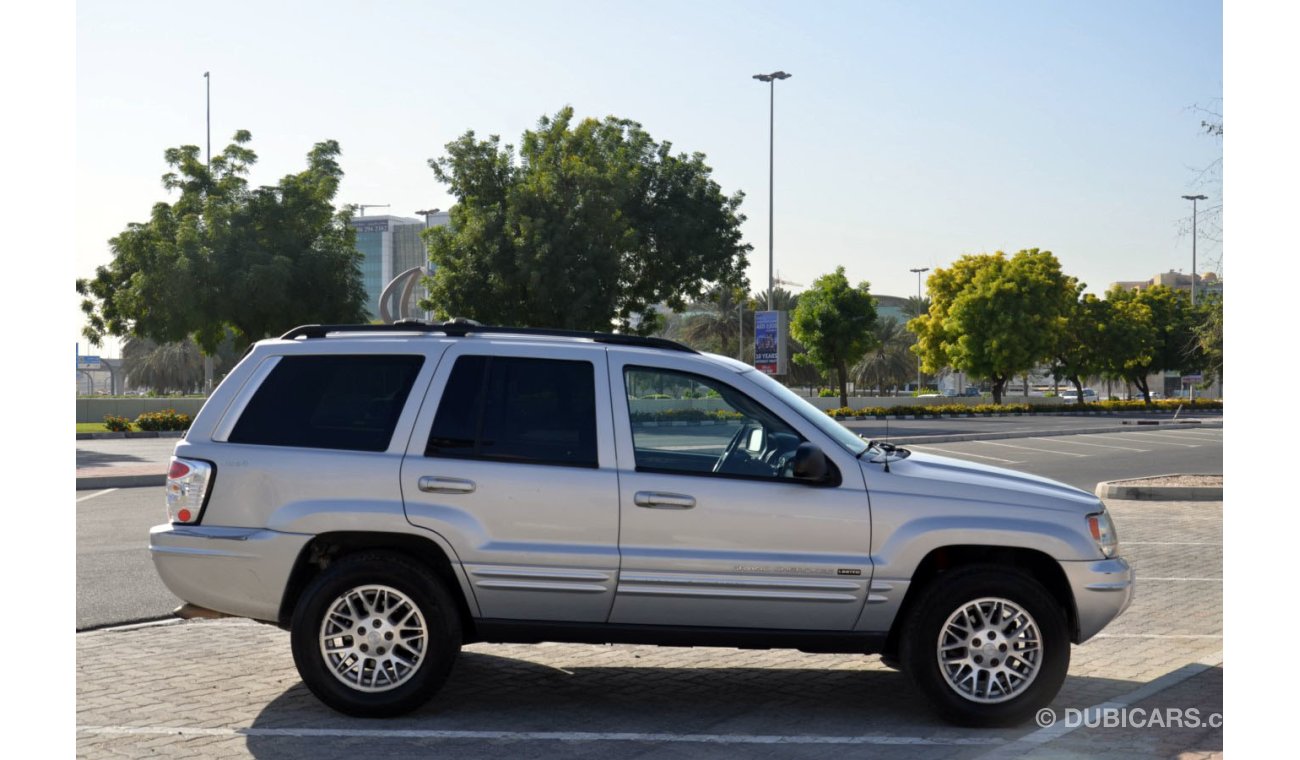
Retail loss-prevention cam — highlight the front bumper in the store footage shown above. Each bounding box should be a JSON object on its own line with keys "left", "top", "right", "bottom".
{"left": 150, "top": 523, "right": 313, "bottom": 622}
{"left": 1060, "top": 556, "right": 1135, "bottom": 642}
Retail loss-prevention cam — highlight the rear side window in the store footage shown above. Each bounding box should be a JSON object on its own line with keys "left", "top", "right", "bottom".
{"left": 426, "top": 356, "right": 598, "bottom": 468}
{"left": 229, "top": 354, "right": 425, "bottom": 451}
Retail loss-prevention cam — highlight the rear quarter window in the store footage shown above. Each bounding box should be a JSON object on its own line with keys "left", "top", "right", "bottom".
{"left": 228, "top": 354, "right": 425, "bottom": 451}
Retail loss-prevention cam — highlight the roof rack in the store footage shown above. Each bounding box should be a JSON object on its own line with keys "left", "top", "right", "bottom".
{"left": 278, "top": 320, "right": 698, "bottom": 354}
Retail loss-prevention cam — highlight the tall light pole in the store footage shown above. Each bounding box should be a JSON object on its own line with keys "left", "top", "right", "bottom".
{"left": 415, "top": 208, "right": 441, "bottom": 227}
{"left": 203, "top": 71, "right": 213, "bottom": 394}
{"left": 753, "top": 70, "right": 791, "bottom": 311}
{"left": 1181, "top": 194, "right": 1208, "bottom": 401}
{"left": 910, "top": 267, "right": 929, "bottom": 393}
{"left": 1181, "top": 194, "right": 1208, "bottom": 306}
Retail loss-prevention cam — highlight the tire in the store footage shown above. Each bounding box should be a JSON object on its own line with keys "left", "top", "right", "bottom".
{"left": 899, "top": 565, "right": 1070, "bottom": 726}
{"left": 290, "top": 551, "right": 462, "bottom": 717}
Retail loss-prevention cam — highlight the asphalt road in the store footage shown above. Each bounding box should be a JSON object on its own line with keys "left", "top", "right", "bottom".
{"left": 838, "top": 411, "right": 1220, "bottom": 440}
{"left": 74, "top": 418, "right": 1222, "bottom": 630}
{"left": 76, "top": 486, "right": 180, "bottom": 630}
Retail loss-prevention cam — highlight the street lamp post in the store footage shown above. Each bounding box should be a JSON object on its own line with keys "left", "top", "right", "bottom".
{"left": 909, "top": 267, "right": 929, "bottom": 393}
{"left": 415, "top": 208, "right": 441, "bottom": 227}
{"left": 203, "top": 71, "right": 213, "bottom": 395}
{"left": 753, "top": 70, "right": 791, "bottom": 311}
{"left": 1181, "top": 194, "right": 1208, "bottom": 401}
{"left": 1181, "top": 194, "right": 1208, "bottom": 307}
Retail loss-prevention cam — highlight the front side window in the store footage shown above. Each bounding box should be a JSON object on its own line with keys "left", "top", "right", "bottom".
{"left": 229, "top": 354, "right": 425, "bottom": 451}
{"left": 624, "top": 367, "right": 804, "bottom": 479}
{"left": 425, "top": 356, "right": 598, "bottom": 468}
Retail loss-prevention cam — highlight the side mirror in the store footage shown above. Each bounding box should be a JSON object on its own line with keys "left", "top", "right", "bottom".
{"left": 791, "top": 442, "right": 829, "bottom": 481}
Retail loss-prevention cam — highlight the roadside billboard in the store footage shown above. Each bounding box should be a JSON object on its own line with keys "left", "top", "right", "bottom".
{"left": 754, "top": 310, "right": 788, "bottom": 375}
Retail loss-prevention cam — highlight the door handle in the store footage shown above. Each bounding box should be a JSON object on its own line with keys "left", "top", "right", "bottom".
{"left": 418, "top": 476, "right": 476, "bottom": 494}
{"left": 633, "top": 491, "right": 696, "bottom": 509}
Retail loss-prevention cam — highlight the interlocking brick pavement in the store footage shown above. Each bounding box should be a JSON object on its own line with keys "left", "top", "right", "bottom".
{"left": 76, "top": 499, "right": 1223, "bottom": 759}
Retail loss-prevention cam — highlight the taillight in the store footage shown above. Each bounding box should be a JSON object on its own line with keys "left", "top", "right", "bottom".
{"left": 166, "top": 457, "right": 213, "bottom": 524}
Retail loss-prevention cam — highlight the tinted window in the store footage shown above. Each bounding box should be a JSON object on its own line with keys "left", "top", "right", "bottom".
{"left": 426, "top": 356, "right": 598, "bottom": 468}
{"left": 625, "top": 367, "right": 803, "bottom": 479}
{"left": 230, "top": 354, "right": 425, "bottom": 451}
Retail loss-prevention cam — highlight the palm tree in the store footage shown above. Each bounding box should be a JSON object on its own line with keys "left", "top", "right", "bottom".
{"left": 122, "top": 337, "right": 206, "bottom": 394}
{"left": 902, "top": 295, "right": 931, "bottom": 322}
{"left": 678, "top": 285, "right": 751, "bottom": 358}
{"left": 122, "top": 332, "right": 240, "bottom": 394}
{"left": 852, "top": 318, "right": 914, "bottom": 396}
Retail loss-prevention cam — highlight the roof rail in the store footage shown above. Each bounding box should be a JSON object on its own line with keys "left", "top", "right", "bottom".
{"left": 277, "top": 321, "right": 698, "bottom": 354}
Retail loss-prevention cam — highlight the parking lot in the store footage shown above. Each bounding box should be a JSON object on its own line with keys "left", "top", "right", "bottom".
{"left": 76, "top": 490, "right": 1222, "bottom": 759}
{"left": 901, "top": 425, "right": 1223, "bottom": 490}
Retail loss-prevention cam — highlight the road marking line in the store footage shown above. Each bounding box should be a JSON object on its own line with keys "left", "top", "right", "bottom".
{"left": 76, "top": 488, "right": 119, "bottom": 502}
{"left": 971, "top": 440, "right": 1089, "bottom": 457}
{"left": 1095, "top": 432, "right": 1202, "bottom": 447}
{"left": 973, "top": 655, "right": 1222, "bottom": 760}
{"left": 1161, "top": 430, "right": 1223, "bottom": 439}
{"left": 73, "top": 725, "right": 1003, "bottom": 746}
{"left": 1140, "top": 577, "right": 1222, "bottom": 582}
{"left": 1125, "top": 541, "right": 1219, "bottom": 546}
{"left": 1027, "top": 437, "right": 1148, "bottom": 452}
{"left": 1092, "top": 633, "right": 1222, "bottom": 639}
{"left": 906, "top": 446, "right": 1023, "bottom": 464}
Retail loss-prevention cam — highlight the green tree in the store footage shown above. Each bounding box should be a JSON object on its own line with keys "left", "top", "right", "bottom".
{"left": 420, "top": 107, "right": 751, "bottom": 334}
{"left": 1104, "top": 285, "right": 1201, "bottom": 402}
{"left": 910, "top": 249, "right": 1077, "bottom": 404}
{"left": 1194, "top": 293, "right": 1223, "bottom": 386}
{"left": 77, "top": 132, "right": 367, "bottom": 354}
{"left": 789, "top": 267, "right": 879, "bottom": 407}
{"left": 1050, "top": 290, "right": 1107, "bottom": 401}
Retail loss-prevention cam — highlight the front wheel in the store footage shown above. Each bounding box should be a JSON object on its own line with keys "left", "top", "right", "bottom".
{"left": 290, "top": 552, "right": 462, "bottom": 717}
{"left": 900, "top": 565, "right": 1070, "bottom": 726}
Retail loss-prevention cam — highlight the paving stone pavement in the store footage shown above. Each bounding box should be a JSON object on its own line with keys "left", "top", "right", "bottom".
{"left": 76, "top": 498, "right": 1222, "bottom": 759}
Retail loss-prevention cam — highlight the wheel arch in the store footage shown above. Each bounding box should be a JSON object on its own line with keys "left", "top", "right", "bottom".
{"left": 278, "top": 531, "right": 479, "bottom": 641}
{"left": 882, "top": 545, "right": 1080, "bottom": 658}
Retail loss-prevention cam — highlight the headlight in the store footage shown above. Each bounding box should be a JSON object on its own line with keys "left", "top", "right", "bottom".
{"left": 1087, "top": 509, "right": 1119, "bottom": 558}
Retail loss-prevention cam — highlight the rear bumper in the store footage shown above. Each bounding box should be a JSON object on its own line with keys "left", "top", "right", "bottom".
{"left": 1061, "top": 556, "right": 1135, "bottom": 642}
{"left": 149, "top": 523, "right": 312, "bottom": 622}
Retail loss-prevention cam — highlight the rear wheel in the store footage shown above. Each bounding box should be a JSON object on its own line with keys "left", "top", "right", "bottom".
{"left": 290, "top": 552, "right": 461, "bottom": 717}
{"left": 900, "top": 565, "right": 1069, "bottom": 726}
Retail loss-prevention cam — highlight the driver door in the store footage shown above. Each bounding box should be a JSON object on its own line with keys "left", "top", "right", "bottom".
{"left": 607, "top": 352, "right": 872, "bottom": 631}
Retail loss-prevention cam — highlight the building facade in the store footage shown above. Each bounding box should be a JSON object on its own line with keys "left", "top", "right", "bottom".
{"left": 1109, "top": 270, "right": 1222, "bottom": 300}
{"left": 348, "top": 212, "right": 451, "bottom": 320}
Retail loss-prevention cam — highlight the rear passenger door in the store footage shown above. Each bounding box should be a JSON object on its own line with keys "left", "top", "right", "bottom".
{"left": 401, "top": 343, "right": 620, "bottom": 623}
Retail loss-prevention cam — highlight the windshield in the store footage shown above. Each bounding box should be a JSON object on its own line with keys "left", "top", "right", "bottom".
{"left": 742, "top": 370, "right": 869, "bottom": 457}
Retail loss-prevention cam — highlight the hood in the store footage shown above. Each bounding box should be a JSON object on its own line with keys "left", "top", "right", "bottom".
{"left": 860, "top": 447, "right": 1102, "bottom": 515}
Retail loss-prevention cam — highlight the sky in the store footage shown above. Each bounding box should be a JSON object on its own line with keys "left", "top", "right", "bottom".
{"left": 74, "top": 0, "right": 1221, "bottom": 354}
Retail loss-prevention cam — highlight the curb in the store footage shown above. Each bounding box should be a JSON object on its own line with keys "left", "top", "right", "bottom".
{"left": 76, "top": 431, "right": 187, "bottom": 441}
{"left": 77, "top": 474, "right": 167, "bottom": 491}
{"left": 884, "top": 419, "right": 1221, "bottom": 446}
{"left": 1095, "top": 475, "right": 1223, "bottom": 501}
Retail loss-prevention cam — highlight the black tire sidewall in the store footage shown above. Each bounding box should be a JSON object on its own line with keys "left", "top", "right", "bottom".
{"left": 901, "top": 566, "right": 1070, "bottom": 727}
{"left": 290, "top": 553, "right": 461, "bottom": 717}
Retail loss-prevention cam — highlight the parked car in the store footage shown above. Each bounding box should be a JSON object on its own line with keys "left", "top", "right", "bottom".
{"left": 1059, "top": 389, "right": 1098, "bottom": 404}
{"left": 151, "top": 322, "right": 1133, "bottom": 726}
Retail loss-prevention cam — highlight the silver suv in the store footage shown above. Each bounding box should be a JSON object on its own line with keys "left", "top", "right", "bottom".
{"left": 150, "top": 322, "right": 1133, "bottom": 726}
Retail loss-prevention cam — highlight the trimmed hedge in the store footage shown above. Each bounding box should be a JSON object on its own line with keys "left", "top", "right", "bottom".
{"left": 103, "top": 415, "right": 132, "bottom": 432}
{"left": 630, "top": 408, "right": 745, "bottom": 424}
{"left": 134, "top": 408, "right": 193, "bottom": 432}
{"left": 825, "top": 398, "right": 1222, "bottom": 419}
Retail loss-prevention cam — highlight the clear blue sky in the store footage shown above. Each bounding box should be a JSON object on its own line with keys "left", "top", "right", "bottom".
{"left": 75, "top": 0, "right": 1222, "bottom": 353}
